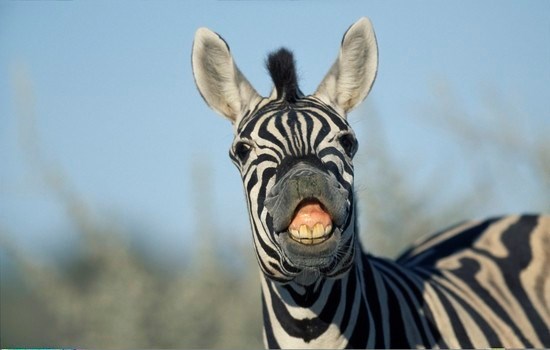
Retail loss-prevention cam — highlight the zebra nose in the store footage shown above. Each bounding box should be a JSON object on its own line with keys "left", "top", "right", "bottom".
{"left": 265, "top": 163, "right": 349, "bottom": 233}
{"left": 288, "top": 168, "right": 326, "bottom": 198}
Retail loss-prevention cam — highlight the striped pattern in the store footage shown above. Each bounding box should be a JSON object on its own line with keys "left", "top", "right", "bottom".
{"left": 229, "top": 96, "right": 550, "bottom": 348}
{"left": 230, "top": 97, "right": 358, "bottom": 283}
{"left": 261, "top": 215, "right": 550, "bottom": 348}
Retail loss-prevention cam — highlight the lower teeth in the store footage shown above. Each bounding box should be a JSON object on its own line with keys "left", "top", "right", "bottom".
{"left": 290, "top": 234, "right": 330, "bottom": 245}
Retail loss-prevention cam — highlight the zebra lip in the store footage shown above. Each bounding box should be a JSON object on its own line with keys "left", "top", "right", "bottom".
{"left": 276, "top": 198, "right": 340, "bottom": 268}
{"left": 277, "top": 227, "right": 341, "bottom": 268}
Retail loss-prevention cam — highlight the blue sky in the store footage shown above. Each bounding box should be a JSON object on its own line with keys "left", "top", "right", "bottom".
{"left": 1, "top": 1, "right": 549, "bottom": 263}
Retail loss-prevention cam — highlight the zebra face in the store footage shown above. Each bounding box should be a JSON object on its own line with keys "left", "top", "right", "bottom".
{"left": 192, "top": 18, "right": 378, "bottom": 283}
{"left": 229, "top": 97, "right": 358, "bottom": 282}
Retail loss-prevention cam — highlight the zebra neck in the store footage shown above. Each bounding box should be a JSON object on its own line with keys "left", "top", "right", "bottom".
{"left": 260, "top": 248, "right": 374, "bottom": 348}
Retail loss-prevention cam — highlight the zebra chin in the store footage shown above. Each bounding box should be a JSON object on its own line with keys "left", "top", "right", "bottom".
{"left": 271, "top": 226, "right": 356, "bottom": 284}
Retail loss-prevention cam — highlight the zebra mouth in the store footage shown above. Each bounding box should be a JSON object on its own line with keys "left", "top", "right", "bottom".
{"left": 275, "top": 197, "right": 342, "bottom": 270}
{"left": 264, "top": 162, "right": 349, "bottom": 234}
{"left": 265, "top": 161, "right": 349, "bottom": 270}
{"left": 278, "top": 224, "right": 341, "bottom": 269}
{"left": 287, "top": 199, "right": 334, "bottom": 245}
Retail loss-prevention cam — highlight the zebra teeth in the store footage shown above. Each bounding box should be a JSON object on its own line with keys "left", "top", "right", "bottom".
{"left": 300, "top": 224, "right": 310, "bottom": 238}
{"left": 312, "top": 223, "right": 325, "bottom": 239}
{"left": 289, "top": 227, "right": 300, "bottom": 239}
{"left": 288, "top": 223, "right": 332, "bottom": 244}
{"left": 311, "top": 237, "right": 326, "bottom": 244}
{"left": 298, "top": 236, "right": 330, "bottom": 245}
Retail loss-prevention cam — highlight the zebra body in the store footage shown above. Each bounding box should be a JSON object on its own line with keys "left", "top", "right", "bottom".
{"left": 191, "top": 17, "right": 550, "bottom": 348}
{"left": 263, "top": 215, "right": 550, "bottom": 348}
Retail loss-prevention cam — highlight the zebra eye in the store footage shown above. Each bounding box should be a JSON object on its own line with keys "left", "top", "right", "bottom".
{"left": 339, "top": 133, "right": 357, "bottom": 157}
{"left": 234, "top": 141, "right": 252, "bottom": 162}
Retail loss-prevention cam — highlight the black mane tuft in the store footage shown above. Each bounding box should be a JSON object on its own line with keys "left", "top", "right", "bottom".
{"left": 266, "top": 48, "right": 301, "bottom": 103}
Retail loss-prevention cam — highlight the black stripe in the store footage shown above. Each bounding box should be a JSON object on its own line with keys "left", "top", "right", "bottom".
{"left": 268, "top": 278, "right": 342, "bottom": 343}
{"left": 339, "top": 272, "right": 355, "bottom": 332}
{"left": 497, "top": 215, "right": 546, "bottom": 344}
{"left": 431, "top": 280, "right": 474, "bottom": 348}
{"left": 396, "top": 220, "right": 468, "bottom": 264}
{"left": 439, "top": 256, "right": 507, "bottom": 346}
{"left": 284, "top": 280, "right": 326, "bottom": 308}
{"left": 256, "top": 116, "right": 287, "bottom": 154}
{"left": 346, "top": 297, "right": 369, "bottom": 348}
{"left": 407, "top": 218, "right": 499, "bottom": 267}
{"left": 380, "top": 262, "right": 431, "bottom": 346}
{"left": 382, "top": 271, "right": 411, "bottom": 348}
{"left": 361, "top": 256, "right": 386, "bottom": 348}
{"left": 262, "top": 288, "right": 280, "bottom": 349}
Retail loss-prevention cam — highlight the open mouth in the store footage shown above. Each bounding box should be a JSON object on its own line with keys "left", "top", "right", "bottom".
{"left": 277, "top": 196, "right": 341, "bottom": 271}
{"left": 264, "top": 162, "right": 350, "bottom": 271}
{"left": 287, "top": 199, "right": 334, "bottom": 245}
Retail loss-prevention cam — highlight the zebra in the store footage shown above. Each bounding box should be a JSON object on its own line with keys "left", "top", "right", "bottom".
{"left": 191, "top": 17, "right": 550, "bottom": 348}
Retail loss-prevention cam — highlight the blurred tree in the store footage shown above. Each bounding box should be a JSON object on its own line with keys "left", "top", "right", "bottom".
{"left": 1, "top": 67, "right": 547, "bottom": 347}
{"left": 1, "top": 65, "right": 263, "bottom": 348}
{"left": 355, "top": 82, "right": 549, "bottom": 258}
{"left": 354, "top": 104, "right": 481, "bottom": 258}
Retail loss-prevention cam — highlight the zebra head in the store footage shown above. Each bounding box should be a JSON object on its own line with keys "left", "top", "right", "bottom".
{"left": 192, "top": 18, "right": 378, "bottom": 284}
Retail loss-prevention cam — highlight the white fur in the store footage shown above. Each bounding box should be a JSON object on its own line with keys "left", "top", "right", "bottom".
{"left": 314, "top": 17, "right": 378, "bottom": 115}
{"left": 192, "top": 27, "right": 261, "bottom": 124}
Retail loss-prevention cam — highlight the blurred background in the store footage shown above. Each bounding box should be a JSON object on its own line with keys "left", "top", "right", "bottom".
{"left": 1, "top": 1, "right": 548, "bottom": 348}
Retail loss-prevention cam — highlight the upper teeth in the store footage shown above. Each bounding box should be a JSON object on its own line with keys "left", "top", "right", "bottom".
{"left": 288, "top": 223, "right": 333, "bottom": 245}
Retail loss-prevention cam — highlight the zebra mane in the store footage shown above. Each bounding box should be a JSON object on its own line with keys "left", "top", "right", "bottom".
{"left": 266, "top": 48, "right": 301, "bottom": 103}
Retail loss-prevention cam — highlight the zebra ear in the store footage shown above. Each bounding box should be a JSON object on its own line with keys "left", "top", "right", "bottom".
{"left": 192, "top": 27, "right": 261, "bottom": 124}
{"left": 314, "top": 17, "right": 378, "bottom": 115}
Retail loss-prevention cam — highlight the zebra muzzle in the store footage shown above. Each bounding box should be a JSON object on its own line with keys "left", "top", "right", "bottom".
{"left": 264, "top": 162, "right": 349, "bottom": 238}
{"left": 264, "top": 162, "right": 350, "bottom": 271}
